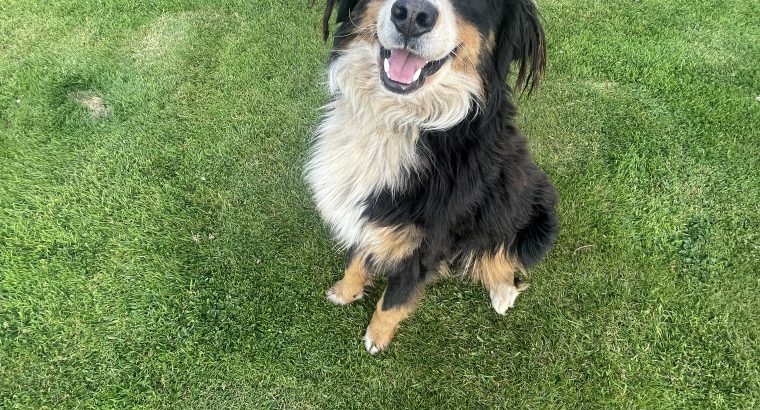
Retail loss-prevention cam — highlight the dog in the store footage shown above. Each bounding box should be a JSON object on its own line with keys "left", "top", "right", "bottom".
{"left": 305, "top": 0, "right": 559, "bottom": 354}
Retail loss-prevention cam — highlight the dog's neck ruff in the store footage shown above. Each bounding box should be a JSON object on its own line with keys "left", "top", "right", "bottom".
{"left": 306, "top": 40, "right": 482, "bottom": 249}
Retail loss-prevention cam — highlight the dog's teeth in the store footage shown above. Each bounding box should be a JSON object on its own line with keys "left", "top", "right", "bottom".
{"left": 413, "top": 68, "right": 422, "bottom": 81}
{"left": 383, "top": 58, "right": 390, "bottom": 74}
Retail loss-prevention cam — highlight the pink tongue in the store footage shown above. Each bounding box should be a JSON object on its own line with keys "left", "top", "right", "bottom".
{"left": 387, "top": 49, "right": 428, "bottom": 84}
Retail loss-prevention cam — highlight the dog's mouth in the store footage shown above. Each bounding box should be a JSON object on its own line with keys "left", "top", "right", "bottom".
{"left": 379, "top": 46, "right": 452, "bottom": 94}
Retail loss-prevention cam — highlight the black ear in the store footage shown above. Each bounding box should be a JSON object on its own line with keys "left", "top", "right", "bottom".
{"left": 321, "top": 0, "right": 362, "bottom": 42}
{"left": 495, "top": 0, "right": 546, "bottom": 94}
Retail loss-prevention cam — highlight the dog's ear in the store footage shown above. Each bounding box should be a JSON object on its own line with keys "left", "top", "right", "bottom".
{"left": 322, "top": 0, "right": 362, "bottom": 42}
{"left": 495, "top": 0, "right": 546, "bottom": 94}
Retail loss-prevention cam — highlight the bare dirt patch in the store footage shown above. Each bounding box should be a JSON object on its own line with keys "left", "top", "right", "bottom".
{"left": 70, "top": 92, "right": 111, "bottom": 118}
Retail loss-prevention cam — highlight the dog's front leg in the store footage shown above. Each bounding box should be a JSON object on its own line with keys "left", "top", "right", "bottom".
{"left": 326, "top": 248, "right": 374, "bottom": 306}
{"left": 363, "top": 255, "right": 427, "bottom": 354}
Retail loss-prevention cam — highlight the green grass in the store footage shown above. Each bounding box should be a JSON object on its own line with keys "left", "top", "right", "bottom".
{"left": 1, "top": 0, "right": 759, "bottom": 408}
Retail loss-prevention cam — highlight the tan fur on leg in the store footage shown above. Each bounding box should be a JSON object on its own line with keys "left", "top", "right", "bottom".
{"left": 363, "top": 291, "right": 421, "bottom": 354}
{"left": 469, "top": 247, "right": 519, "bottom": 289}
{"left": 326, "top": 254, "right": 373, "bottom": 306}
{"left": 364, "top": 223, "right": 423, "bottom": 265}
{"left": 468, "top": 247, "right": 527, "bottom": 315}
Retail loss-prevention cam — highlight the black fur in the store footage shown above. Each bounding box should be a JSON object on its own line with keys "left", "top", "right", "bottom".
{"left": 322, "top": 0, "right": 361, "bottom": 42}
{"left": 381, "top": 248, "right": 426, "bottom": 309}
{"left": 321, "top": 0, "right": 558, "bottom": 311}
{"left": 364, "top": 110, "right": 559, "bottom": 303}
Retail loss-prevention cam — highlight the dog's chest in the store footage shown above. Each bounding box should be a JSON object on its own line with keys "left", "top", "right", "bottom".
{"left": 305, "top": 100, "right": 421, "bottom": 247}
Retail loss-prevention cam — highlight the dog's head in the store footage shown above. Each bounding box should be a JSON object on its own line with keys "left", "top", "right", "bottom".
{"left": 323, "top": 0, "right": 545, "bottom": 99}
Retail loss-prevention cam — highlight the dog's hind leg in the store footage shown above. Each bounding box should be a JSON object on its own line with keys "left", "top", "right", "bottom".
{"left": 326, "top": 249, "right": 374, "bottom": 306}
{"left": 469, "top": 248, "right": 527, "bottom": 315}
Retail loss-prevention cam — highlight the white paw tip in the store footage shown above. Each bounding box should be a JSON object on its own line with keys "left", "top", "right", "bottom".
{"left": 490, "top": 284, "right": 521, "bottom": 315}
{"left": 326, "top": 288, "right": 364, "bottom": 306}
{"left": 326, "top": 289, "right": 349, "bottom": 306}
{"left": 363, "top": 334, "right": 381, "bottom": 355}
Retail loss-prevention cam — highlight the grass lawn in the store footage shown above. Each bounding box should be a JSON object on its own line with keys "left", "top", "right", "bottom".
{"left": 1, "top": 0, "right": 759, "bottom": 408}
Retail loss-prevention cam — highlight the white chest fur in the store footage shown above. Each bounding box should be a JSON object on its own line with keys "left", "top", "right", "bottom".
{"left": 305, "top": 98, "right": 420, "bottom": 248}
{"left": 305, "top": 41, "right": 479, "bottom": 249}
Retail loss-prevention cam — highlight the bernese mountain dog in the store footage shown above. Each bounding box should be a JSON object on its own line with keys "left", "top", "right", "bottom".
{"left": 306, "top": 0, "right": 559, "bottom": 354}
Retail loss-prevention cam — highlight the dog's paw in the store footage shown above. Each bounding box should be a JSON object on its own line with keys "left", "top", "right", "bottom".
{"left": 326, "top": 280, "right": 364, "bottom": 306}
{"left": 362, "top": 328, "right": 389, "bottom": 355}
{"left": 489, "top": 283, "right": 524, "bottom": 315}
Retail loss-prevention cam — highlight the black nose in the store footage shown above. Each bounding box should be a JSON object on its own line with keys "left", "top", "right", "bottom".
{"left": 390, "top": 0, "right": 438, "bottom": 39}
